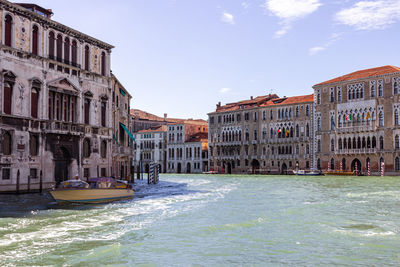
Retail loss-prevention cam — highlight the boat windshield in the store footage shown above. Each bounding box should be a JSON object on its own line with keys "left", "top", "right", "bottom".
{"left": 59, "top": 180, "right": 89, "bottom": 189}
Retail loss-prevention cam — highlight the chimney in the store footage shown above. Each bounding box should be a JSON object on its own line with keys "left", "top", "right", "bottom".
{"left": 250, "top": 96, "right": 253, "bottom": 100}
{"left": 164, "top": 113, "right": 167, "bottom": 120}
{"left": 216, "top": 102, "right": 221, "bottom": 109}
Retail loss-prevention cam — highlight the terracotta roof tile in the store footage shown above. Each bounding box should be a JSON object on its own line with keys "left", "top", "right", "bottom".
{"left": 137, "top": 125, "right": 167, "bottom": 133}
{"left": 214, "top": 94, "right": 279, "bottom": 113}
{"left": 314, "top": 65, "right": 400, "bottom": 86}
{"left": 262, "top": 94, "right": 314, "bottom": 106}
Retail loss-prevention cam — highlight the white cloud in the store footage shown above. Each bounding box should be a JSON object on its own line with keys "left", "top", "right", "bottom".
{"left": 219, "top": 88, "right": 231, "bottom": 93}
{"left": 335, "top": 0, "right": 400, "bottom": 30}
{"left": 264, "top": 0, "right": 322, "bottom": 37}
{"left": 221, "top": 12, "right": 235, "bottom": 25}
{"left": 308, "top": 32, "right": 342, "bottom": 55}
{"left": 309, "top": 46, "right": 325, "bottom": 55}
{"left": 242, "top": 1, "right": 250, "bottom": 9}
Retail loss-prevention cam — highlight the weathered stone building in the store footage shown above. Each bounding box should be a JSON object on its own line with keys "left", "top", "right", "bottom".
{"left": 313, "top": 65, "right": 400, "bottom": 175}
{"left": 208, "top": 94, "right": 314, "bottom": 174}
{"left": 111, "top": 74, "right": 133, "bottom": 180}
{"left": 0, "top": 1, "right": 116, "bottom": 192}
{"left": 167, "top": 120, "right": 208, "bottom": 173}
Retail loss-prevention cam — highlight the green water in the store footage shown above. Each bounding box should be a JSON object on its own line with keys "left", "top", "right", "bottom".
{"left": 1, "top": 174, "right": 400, "bottom": 266}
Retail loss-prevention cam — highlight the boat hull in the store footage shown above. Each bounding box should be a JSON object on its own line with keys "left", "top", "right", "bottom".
{"left": 50, "top": 188, "right": 134, "bottom": 204}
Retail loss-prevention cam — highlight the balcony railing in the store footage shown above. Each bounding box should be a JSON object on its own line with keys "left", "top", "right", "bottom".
{"left": 336, "top": 122, "right": 376, "bottom": 133}
{"left": 336, "top": 148, "right": 377, "bottom": 154}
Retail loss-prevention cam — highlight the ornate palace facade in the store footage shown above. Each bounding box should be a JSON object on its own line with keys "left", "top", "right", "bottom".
{"left": 0, "top": 1, "right": 125, "bottom": 192}
{"left": 208, "top": 94, "right": 314, "bottom": 174}
{"left": 313, "top": 65, "right": 400, "bottom": 175}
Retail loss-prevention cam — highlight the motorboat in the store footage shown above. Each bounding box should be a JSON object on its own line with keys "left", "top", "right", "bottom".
{"left": 293, "top": 169, "right": 324, "bottom": 176}
{"left": 49, "top": 177, "right": 134, "bottom": 204}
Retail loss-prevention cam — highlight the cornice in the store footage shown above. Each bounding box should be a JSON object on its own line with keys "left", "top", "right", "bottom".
{"left": 0, "top": 0, "right": 114, "bottom": 51}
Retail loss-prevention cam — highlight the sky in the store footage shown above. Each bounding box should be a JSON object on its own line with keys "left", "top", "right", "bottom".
{"left": 28, "top": 0, "right": 400, "bottom": 119}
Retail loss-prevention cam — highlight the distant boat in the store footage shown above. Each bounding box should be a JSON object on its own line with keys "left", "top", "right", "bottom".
{"left": 203, "top": 171, "right": 218, "bottom": 174}
{"left": 293, "top": 169, "right": 324, "bottom": 176}
{"left": 49, "top": 177, "right": 134, "bottom": 204}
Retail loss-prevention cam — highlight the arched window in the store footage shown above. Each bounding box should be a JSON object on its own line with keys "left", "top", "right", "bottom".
{"left": 4, "top": 14, "right": 12, "bottom": 47}
{"left": 330, "top": 158, "right": 335, "bottom": 170}
{"left": 394, "top": 78, "right": 399, "bottom": 95}
{"left": 343, "top": 138, "right": 347, "bottom": 149}
{"left": 295, "top": 124, "right": 299, "bottom": 137}
{"left": 317, "top": 117, "right": 321, "bottom": 130}
{"left": 370, "top": 81, "right": 376, "bottom": 97}
{"left": 3, "top": 82, "right": 12, "bottom": 115}
{"left": 352, "top": 89, "right": 355, "bottom": 100}
{"left": 342, "top": 158, "right": 346, "bottom": 171}
{"left": 379, "top": 111, "right": 384, "bottom": 126}
{"left": 64, "top": 37, "right": 70, "bottom": 64}
{"left": 380, "top": 136, "right": 384, "bottom": 150}
{"left": 84, "top": 98, "right": 90, "bottom": 124}
{"left": 348, "top": 89, "right": 352, "bottom": 100}
{"left": 2, "top": 132, "right": 12, "bottom": 155}
{"left": 101, "top": 101, "right": 106, "bottom": 127}
{"left": 48, "top": 31, "right": 55, "bottom": 59}
{"left": 296, "top": 106, "right": 299, "bottom": 117}
{"left": 56, "top": 34, "right": 63, "bottom": 62}
{"left": 372, "top": 136, "right": 377, "bottom": 148}
{"left": 71, "top": 40, "right": 77, "bottom": 66}
{"left": 331, "top": 139, "right": 335, "bottom": 152}
{"left": 330, "top": 91, "right": 334, "bottom": 103}
{"left": 352, "top": 137, "right": 356, "bottom": 149}
{"left": 101, "top": 51, "right": 106, "bottom": 76}
{"left": 395, "top": 109, "right": 399, "bottom": 125}
{"left": 395, "top": 135, "right": 399, "bottom": 149}
{"left": 317, "top": 139, "right": 321, "bottom": 152}
{"left": 101, "top": 140, "right": 107, "bottom": 158}
{"left": 306, "top": 123, "right": 310, "bottom": 137}
{"left": 32, "top": 25, "right": 39, "bottom": 55}
{"left": 317, "top": 158, "right": 321, "bottom": 170}
{"left": 29, "top": 135, "right": 38, "bottom": 156}
{"left": 395, "top": 157, "right": 400, "bottom": 171}
{"left": 367, "top": 136, "right": 371, "bottom": 148}
{"left": 362, "top": 137, "right": 366, "bottom": 148}
{"left": 306, "top": 105, "right": 310, "bottom": 116}
{"left": 357, "top": 137, "right": 361, "bottom": 149}
{"left": 83, "top": 139, "right": 91, "bottom": 158}
{"left": 338, "top": 138, "right": 342, "bottom": 150}
{"left": 331, "top": 116, "right": 335, "bottom": 130}
{"left": 378, "top": 80, "right": 383, "bottom": 96}
{"left": 84, "top": 45, "right": 90, "bottom": 71}
{"left": 338, "top": 89, "right": 342, "bottom": 102}
{"left": 31, "top": 87, "right": 39, "bottom": 118}
{"left": 360, "top": 88, "right": 364, "bottom": 98}
{"left": 348, "top": 137, "right": 352, "bottom": 149}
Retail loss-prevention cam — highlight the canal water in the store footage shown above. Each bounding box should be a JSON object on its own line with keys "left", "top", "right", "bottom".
{"left": 1, "top": 174, "right": 400, "bottom": 266}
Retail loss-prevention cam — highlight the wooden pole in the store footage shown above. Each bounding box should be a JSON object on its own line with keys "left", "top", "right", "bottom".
{"left": 39, "top": 170, "right": 43, "bottom": 193}
{"left": 16, "top": 169, "right": 20, "bottom": 194}
{"left": 27, "top": 175, "right": 31, "bottom": 193}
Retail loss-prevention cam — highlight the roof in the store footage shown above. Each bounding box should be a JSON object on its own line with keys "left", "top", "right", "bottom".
{"left": 262, "top": 94, "right": 314, "bottom": 107}
{"left": 314, "top": 65, "right": 400, "bottom": 86}
{"left": 214, "top": 94, "right": 279, "bottom": 113}
{"left": 130, "top": 109, "right": 184, "bottom": 123}
{"left": 186, "top": 132, "right": 208, "bottom": 143}
{"left": 169, "top": 119, "right": 208, "bottom": 126}
{"left": 137, "top": 125, "right": 167, "bottom": 133}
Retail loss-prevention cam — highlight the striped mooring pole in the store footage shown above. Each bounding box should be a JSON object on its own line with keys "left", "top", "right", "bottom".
{"left": 367, "top": 161, "right": 370, "bottom": 176}
{"left": 381, "top": 162, "right": 384, "bottom": 177}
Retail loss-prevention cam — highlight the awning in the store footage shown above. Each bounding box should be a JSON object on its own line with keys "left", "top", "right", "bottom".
{"left": 112, "top": 133, "right": 120, "bottom": 146}
{"left": 120, "top": 123, "right": 135, "bottom": 141}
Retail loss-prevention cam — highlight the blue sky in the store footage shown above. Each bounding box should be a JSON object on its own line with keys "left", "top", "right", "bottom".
{"left": 30, "top": 0, "right": 400, "bottom": 119}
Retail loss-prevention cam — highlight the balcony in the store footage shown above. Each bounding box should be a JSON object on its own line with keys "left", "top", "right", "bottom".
{"left": 336, "top": 122, "right": 376, "bottom": 134}
{"left": 336, "top": 148, "right": 377, "bottom": 155}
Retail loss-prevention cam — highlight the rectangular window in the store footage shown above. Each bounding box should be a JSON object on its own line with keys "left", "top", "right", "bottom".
{"left": 84, "top": 168, "right": 90, "bottom": 180}
{"left": 101, "top": 168, "right": 106, "bottom": 177}
{"left": 2, "top": 168, "right": 10, "bottom": 180}
{"left": 30, "top": 168, "right": 38, "bottom": 179}
{"left": 84, "top": 99, "right": 90, "bottom": 124}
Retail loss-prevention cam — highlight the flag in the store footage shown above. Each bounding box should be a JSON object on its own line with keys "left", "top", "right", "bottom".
{"left": 286, "top": 129, "right": 290, "bottom": 136}
{"left": 365, "top": 112, "right": 370, "bottom": 120}
{"left": 277, "top": 128, "right": 281, "bottom": 133}
{"left": 347, "top": 114, "right": 352, "bottom": 121}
